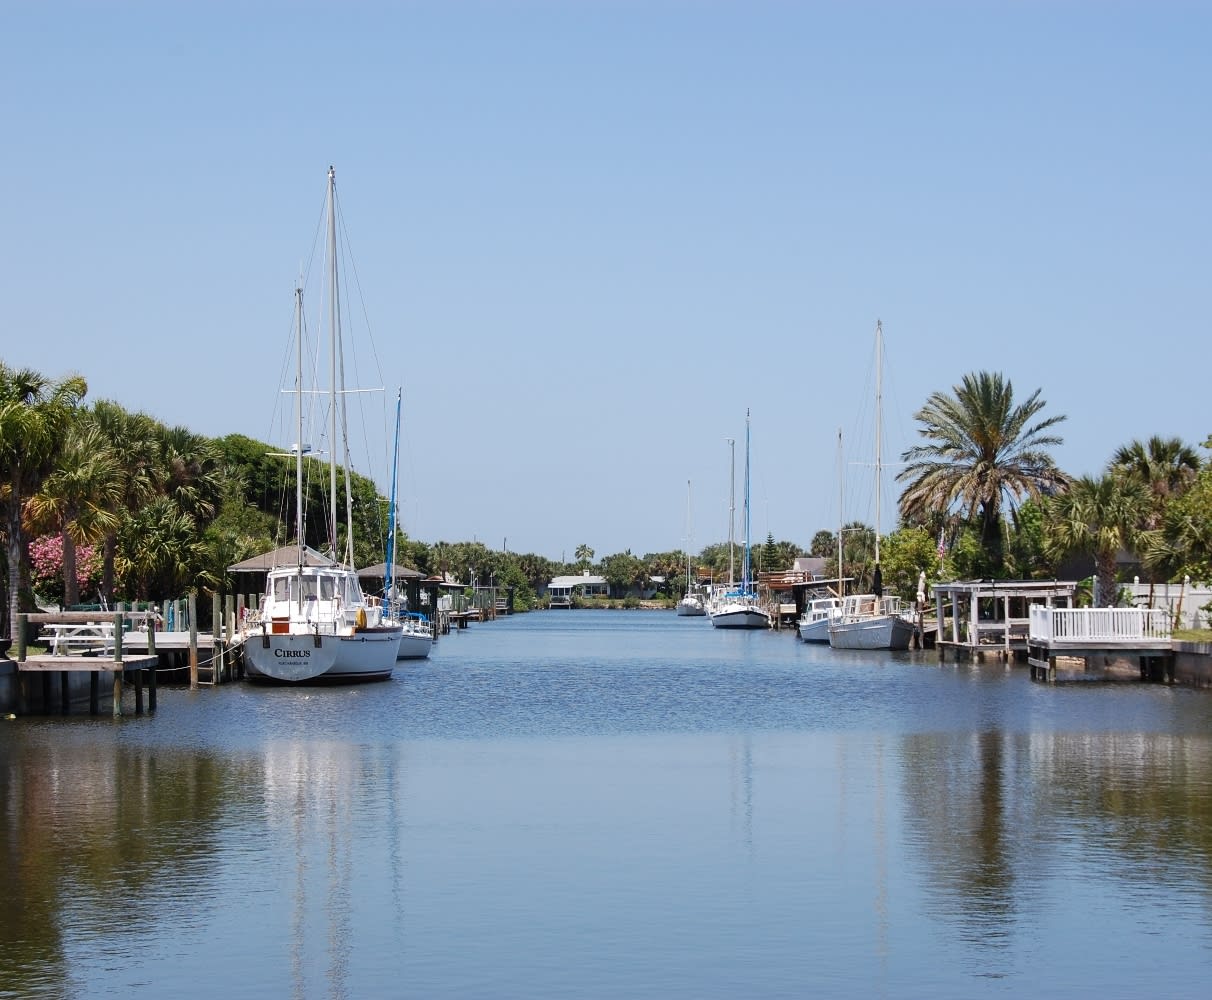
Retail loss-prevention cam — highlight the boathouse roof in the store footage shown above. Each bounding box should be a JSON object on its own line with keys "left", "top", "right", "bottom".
{"left": 357, "top": 562, "right": 424, "bottom": 581}
{"left": 227, "top": 544, "right": 335, "bottom": 572}
{"left": 548, "top": 574, "right": 607, "bottom": 589}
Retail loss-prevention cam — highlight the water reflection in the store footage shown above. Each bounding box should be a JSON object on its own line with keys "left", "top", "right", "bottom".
{"left": 0, "top": 730, "right": 239, "bottom": 999}
{"left": 900, "top": 723, "right": 1212, "bottom": 964}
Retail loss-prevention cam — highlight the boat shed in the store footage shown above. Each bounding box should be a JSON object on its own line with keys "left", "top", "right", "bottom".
{"left": 227, "top": 545, "right": 336, "bottom": 606}
{"left": 934, "top": 579, "right": 1079, "bottom": 661}
{"left": 357, "top": 562, "right": 426, "bottom": 611}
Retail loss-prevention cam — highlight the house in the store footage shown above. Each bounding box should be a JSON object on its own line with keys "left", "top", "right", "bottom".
{"left": 546, "top": 572, "right": 608, "bottom": 608}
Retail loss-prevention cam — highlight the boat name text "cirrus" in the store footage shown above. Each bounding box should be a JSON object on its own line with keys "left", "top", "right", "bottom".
{"left": 273, "top": 649, "right": 311, "bottom": 658}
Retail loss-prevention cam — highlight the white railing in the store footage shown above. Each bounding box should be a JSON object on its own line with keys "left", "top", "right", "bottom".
{"left": 1029, "top": 606, "right": 1172, "bottom": 643}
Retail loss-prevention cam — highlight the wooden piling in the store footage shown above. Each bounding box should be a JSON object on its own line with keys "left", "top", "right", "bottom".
{"left": 188, "top": 593, "right": 198, "bottom": 688}
{"left": 212, "top": 592, "right": 222, "bottom": 683}
{"left": 112, "top": 611, "right": 123, "bottom": 717}
{"left": 147, "top": 617, "right": 157, "bottom": 712}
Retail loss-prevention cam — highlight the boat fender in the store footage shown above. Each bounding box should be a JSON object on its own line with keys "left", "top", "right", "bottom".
{"left": 355, "top": 607, "right": 367, "bottom": 631}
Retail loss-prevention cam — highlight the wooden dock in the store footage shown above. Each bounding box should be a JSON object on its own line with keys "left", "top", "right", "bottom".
{"left": 14, "top": 611, "right": 162, "bottom": 716}
{"left": 1026, "top": 606, "right": 1174, "bottom": 682}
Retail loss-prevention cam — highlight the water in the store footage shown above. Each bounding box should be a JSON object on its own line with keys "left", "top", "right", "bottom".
{"left": 4, "top": 610, "right": 1212, "bottom": 998}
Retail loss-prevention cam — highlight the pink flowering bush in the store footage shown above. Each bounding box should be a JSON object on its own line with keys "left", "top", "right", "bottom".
{"left": 28, "top": 534, "right": 103, "bottom": 606}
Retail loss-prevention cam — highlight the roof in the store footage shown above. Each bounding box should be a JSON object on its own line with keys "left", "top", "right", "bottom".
{"left": 357, "top": 562, "right": 424, "bottom": 581}
{"left": 549, "top": 574, "right": 607, "bottom": 588}
{"left": 931, "top": 579, "right": 1079, "bottom": 597}
{"left": 227, "top": 544, "right": 335, "bottom": 573}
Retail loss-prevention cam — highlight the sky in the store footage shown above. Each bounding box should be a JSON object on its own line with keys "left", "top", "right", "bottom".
{"left": 3, "top": 1, "right": 1208, "bottom": 563}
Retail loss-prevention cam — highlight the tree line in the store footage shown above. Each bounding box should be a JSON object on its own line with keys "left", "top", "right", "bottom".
{"left": 3, "top": 361, "right": 1210, "bottom": 643}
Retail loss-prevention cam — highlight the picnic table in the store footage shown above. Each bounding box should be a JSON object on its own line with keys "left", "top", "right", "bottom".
{"left": 44, "top": 621, "right": 116, "bottom": 656}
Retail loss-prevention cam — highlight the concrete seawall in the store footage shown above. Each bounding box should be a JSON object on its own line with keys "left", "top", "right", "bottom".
{"left": 1173, "top": 640, "right": 1212, "bottom": 688}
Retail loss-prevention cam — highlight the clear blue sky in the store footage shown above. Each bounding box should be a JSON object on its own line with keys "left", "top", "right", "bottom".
{"left": 3, "top": 1, "right": 1208, "bottom": 562}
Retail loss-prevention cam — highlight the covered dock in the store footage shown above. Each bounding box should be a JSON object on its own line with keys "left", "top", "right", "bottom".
{"left": 934, "top": 580, "right": 1078, "bottom": 661}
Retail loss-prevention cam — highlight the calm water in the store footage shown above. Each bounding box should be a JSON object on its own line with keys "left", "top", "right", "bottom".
{"left": 4, "top": 611, "right": 1212, "bottom": 999}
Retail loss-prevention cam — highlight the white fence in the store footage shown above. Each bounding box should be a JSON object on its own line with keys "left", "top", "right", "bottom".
{"left": 1029, "top": 606, "right": 1173, "bottom": 644}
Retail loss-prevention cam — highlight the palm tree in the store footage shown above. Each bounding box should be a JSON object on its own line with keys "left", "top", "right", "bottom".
{"left": 1044, "top": 474, "right": 1151, "bottom": 607}
{"left": 89, "top": 401, "right": 158, "bottom": 602}
{"left": 574, "top": 543, "right": 594, "bottom": 569}
{"left": 25, "top": 421, "right": 123, "bottom": 606}
{"left": 897, "top": 371, "right": 1068, "bottom": 573}
{"left": 1108, "top": 436, "right": 1201, "bottom": 600}
{"left": 0, "top": 363, "right": 88, "bottom": 641}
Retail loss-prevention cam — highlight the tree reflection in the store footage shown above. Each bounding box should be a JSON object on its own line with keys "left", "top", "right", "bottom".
{"left": 0, "top": 732, "right": 247, "bottom": 996}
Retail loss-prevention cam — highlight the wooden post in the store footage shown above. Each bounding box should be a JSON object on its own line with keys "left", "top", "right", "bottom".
{"left": 188, "top": 593, "right": 199, "bottom": 688}
{"left": 16, "top": 613, "right": 27, "bottom": 662}
{"left": 147, "top": 615, "right": 157, "bottom": 712}
{"left": 112, "top": 611, "right": 123, "bottom": 718}
{"left": 212, "top": 592, "right": 222, "bottom": 683}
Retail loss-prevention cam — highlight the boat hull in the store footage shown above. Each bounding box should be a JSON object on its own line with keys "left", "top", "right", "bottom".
{"left": 396, "top": 629, "right": 433, "bottom": 660}
{"left": 828, "top": 615, "right": 914, "bottom": 651}
{"left": 244, "top": 626, "right": 400, "bottom": 683}
{"left": 711, "top": 604, "right": 770, "bottom": 630}
{"left": 798, "top": 616, "right": 833, "bottom": 643}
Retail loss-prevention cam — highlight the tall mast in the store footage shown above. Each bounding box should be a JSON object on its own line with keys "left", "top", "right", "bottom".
{"left": 327, "top": 166, "right": 339, "bottom": 561}
{"left": 873, "top": 319, "right": 884, "bottom": 598}
{"left": 386, "top": 388, "right": 402, "bottom": 604}
{"left": 875, "top": 318, "right": 882, "bottom": 562}
{"left": 743, "top": 409, "right": 751, "bottom": 590}
{"left": 726, "top": 437, "right": 735, "bottom": 586}
{"left": 837, "top": 427, "right": 844, "bottom": 597}
{"left": 295, "top": 284, "right": 305, "bottom": 613}
{"left": 686, "top": 479, "right": 692, "bottom": 592}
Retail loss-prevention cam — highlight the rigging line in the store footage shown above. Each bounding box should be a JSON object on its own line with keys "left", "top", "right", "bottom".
{"left": 330, "top": 189, "right": 388, "bottom": 508}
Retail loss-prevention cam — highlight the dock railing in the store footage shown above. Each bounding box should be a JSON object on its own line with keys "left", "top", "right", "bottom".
{"left": 1029, "top": 606, "right": 1173, "bottom": 644}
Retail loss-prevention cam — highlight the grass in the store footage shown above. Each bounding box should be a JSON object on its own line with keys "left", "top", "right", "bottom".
{"left": 1173, "top": 628, "right": 1212, "bottom": 642}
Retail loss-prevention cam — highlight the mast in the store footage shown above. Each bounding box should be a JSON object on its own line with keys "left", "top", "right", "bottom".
{"left": 295, "top": 284, "right": 306, "bottom": 614}
{"left": 837, "top": 428, "right": 844, "bottom": 597}
{"left": 726, "top": 437, "right": 735, "bottom": 586}
{"left": 686, "top": 479, "right": 692, "bottom": 596}
{"left": 386, "top": 388, "right": 402, "bottom": 606}
{"left": 873, "top": 319, "right": 883, "bottom": 598}
{"left": 327, "top": 166, "right": 339, "bottom": 562}
{"left": 743, "top": 409, "right": 751, "bottom": 591}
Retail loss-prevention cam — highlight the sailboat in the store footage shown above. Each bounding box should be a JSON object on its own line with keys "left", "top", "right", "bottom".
{"left": 829, "top": 320, "right": 915, "bottom": 651}
{"left": 242, "top": 167, "right": 404, "bottom": 683}
{"left": 383, "top": 388, "right": 433, "bottom": 660}
{"left": 711, "top": 411, "right": 771, "bottom": 630}
{"left": 677, "top": 480, "right": 706, "bottom": 617}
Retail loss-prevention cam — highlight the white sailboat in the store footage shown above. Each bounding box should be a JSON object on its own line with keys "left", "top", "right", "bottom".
{"left": 711, "top": 411, "right": 771, "bottom": 630}
{"left": 243, "top": 167, "right": 403, "bottom": 683}
{"left": 677, "top": 480, "right": 706, "bottom": 617}
{"left": 383, "top": 388, "right": 433, "bottom": 660}
{"left": 829, "top": 320, "right": 914, "bottom": 651}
